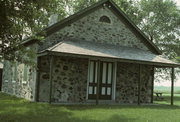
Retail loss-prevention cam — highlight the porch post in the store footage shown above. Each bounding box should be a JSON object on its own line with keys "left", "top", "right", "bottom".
{"left": 151, "top": 66, "right": 154, "bottom": 103}
{"left": 49, "top": 56, "right": 54, "bottom": 104}
{"left": 96, "top": 60, "right": 100, "bottom": 105}
{"left": 35, "top": 57, "right": 41, "bottom": 102}
{"left": 138, "top": 64, "right": 141, "bottom": 105}
{"left": 171, "top": 67, "right": 175, "bottom": 105}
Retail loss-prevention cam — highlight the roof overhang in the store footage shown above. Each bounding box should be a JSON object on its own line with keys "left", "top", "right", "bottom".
{"left": 38, "top": 40, "right": 180, "bottom": 68}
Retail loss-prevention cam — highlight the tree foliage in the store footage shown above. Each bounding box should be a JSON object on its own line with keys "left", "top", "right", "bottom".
{"left": 0, "top": 0, "right": 66, "bottom": 63}
{"left": 137, "top": 0, "right": 180, "bottom": 62}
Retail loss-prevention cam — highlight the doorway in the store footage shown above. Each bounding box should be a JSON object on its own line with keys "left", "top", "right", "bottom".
{"left": 88, "top": 60, "right": 115, "bottom": 100}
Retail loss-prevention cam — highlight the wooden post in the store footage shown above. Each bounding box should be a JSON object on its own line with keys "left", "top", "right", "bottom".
{"left": 35, "top": 57, "right": 41, "bottom": 102}
{"left": 49, "top": 56, "right": 54, "bottom": 104}
{"left": 171, "top": 67, "right": 175, "bottom": 105}
{"left": 151, "top": 66, "right": 154, "bottom": 103}
{"left": 96, "top": 60, "right": 100, "bottom": 105}
{"left": 138, "top": 64, "right": 141, "bottom": 105}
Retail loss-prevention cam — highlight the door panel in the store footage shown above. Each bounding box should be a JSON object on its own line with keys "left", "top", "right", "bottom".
{"left": 88, "top": 61, "right": 114, "bottom": 100}
{"left": 88, "top": 61, "right": 98, "bottom": 99}
{"left": 99, "top": 62, "right": 113, "bottom": 100}
{"left": 102, "top": 63, "right": 107, "bottom": 84}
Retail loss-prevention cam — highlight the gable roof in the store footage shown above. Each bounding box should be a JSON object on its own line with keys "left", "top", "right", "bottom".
{"left": 23, "top": 0, "right": 162, "bottom": 55}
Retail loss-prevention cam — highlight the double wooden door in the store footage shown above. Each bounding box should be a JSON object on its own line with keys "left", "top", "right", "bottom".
{"left": 88, "top": 60, "right": 114, "bottom": 100}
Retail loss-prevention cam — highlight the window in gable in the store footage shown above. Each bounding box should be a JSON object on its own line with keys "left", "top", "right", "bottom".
{"left": 99, "top": 16, "right": 111, "bottom": 24}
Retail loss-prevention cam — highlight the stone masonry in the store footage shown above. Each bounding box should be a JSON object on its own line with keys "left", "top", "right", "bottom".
{"left": 2, "top": 44, "right": 37, "bottom": 101}
{"left": 2, "top": 61, "right": 37, "bottom": 101}
{"left": 38, "top": 55, "right": 153, "bottom": 104}
{"left": 38, "top": 56, "right": 88, "bottom": 103}
{"left": 116, "top": 62, "right": 153, "bottom": 103}
{"left": 39, "top": 6, "right": 149, "bottom": 52}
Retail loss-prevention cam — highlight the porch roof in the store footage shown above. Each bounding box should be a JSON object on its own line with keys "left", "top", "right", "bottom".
{"left": 39, "top": 40, "right": 180, "bottom": 67}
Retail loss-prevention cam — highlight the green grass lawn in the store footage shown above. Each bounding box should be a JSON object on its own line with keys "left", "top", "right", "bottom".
{"left": 154, "top": 94, "right": 180, "bottom": 105}
{"left": 0, "top": 93, "right": 180, "bottom": 122}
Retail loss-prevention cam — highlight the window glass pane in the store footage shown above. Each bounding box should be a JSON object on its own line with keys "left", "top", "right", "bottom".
{"left": 12, "top": 66, "right": 15, "bottom": 81}
{"left": 12, "top": 62, "right": 17, "bottom": 82}
{"left": 14, "top": 62, "right": 17, "bottom": 81}
{"left": 107, "top": 87, "right": 111, "bottom": 95}
{"left": 94, "top": 87, "right": 97, "bottom": 94}
{"left": 12, "top": 66, "right": 14, "bottom": 80}
{"left": 89, "top": 86, "right": 93, "bottom": 94}
{"left": 32, "top": 69, "right": 36, "bottom": 82}
{"left": 89, "top": 61, "right": 94, "bottom": 83}
{"left": 94, "top": 62, "right": 98, "bottom": 83}
{"left": 101, "top": 87, "right": 106, "bottom": 95}
{"left": 102, "top": 63, "right": 107, "bottom": 83}
{"left": 107, "top": 63, "right": 112, "bottom": 84}
{"left": 23, "top": 65, "right": 28, "bottom": 81}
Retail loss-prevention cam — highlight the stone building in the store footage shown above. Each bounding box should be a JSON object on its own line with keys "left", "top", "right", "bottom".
{"left": 2, "top": 0, "right": 180, "bottom": 104}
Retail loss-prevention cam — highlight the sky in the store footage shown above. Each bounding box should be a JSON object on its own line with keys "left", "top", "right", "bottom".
{"left": 174, "top": 0, "right": 180, "bottom": 6}
{"left": 155, "top": 76, "right": 180, "bottom": 87}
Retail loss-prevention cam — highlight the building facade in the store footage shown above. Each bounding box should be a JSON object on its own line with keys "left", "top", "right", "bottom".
{"left": 2, "top": 0, "right": 179, "bottom": 104}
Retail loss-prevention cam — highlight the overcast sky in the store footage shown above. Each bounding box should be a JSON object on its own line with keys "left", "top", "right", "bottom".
{"left": 174, "top": 0, "right": 180, "bottom": 6}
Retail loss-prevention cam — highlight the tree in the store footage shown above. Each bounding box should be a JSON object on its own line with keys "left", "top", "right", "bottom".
{"left": 0, "top": 0, "right": 66, "bottom": 63}
{"left": 137, "top": 0, "right": 180, "bottom": 62}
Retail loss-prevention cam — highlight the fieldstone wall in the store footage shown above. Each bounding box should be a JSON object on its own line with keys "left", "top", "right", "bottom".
{"left": 39, "top": 57, "right": 153, "bottom": 104}
{"left": 38, "top": 56, "right": 88, "bottom": 103}
{"left": 38, "top": 56, "right": 50, "bottom": 102}
{"left": 39, "top": 6, "right": 149, "bottom": 52}
{"left": 2, "top": 44, "right": 37, "bottom": 101}
{"left": 116, "top": 62, "right": 153, "bottom": 103}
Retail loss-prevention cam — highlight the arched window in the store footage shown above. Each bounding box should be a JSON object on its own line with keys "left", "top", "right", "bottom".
{"left": 99, "top": 16, "right": 111, "bottom": 24}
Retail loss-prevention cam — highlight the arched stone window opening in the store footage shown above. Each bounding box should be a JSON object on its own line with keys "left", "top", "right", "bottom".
{"left": 99, "top": 16, "right": 111, "bottom": 24}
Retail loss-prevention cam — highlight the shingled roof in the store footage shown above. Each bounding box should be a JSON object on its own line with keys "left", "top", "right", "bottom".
{"left": 23, "top": 0, "right": 161, "bottom": 55}
{"left": 39, "top": 40, "right": 180, "bottom": 67}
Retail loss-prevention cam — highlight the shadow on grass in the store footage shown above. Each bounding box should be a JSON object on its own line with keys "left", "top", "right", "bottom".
{"left": 80, "top": 114, "right": 136, "bottom": 122}
{"left": 0, "top": 102, "right": 135, "bottom": 122}
{"left": 59, "top": 103, "right": 180, "bottom": 112}
{"left": 0, "top": 93, "right": 136, "bottom": 122}
{"left": 1, "top": 92, "right": 180, "bottom": 122}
